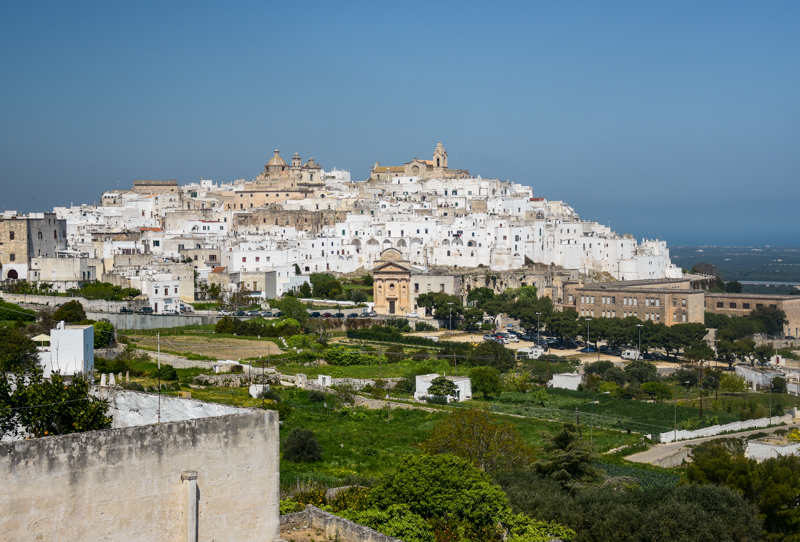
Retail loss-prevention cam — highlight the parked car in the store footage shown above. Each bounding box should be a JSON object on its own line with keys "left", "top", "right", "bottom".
{"left": 493, "top": 335, "right": 509, "bottom": 344}
{"left": 641, "top": 352, "right": 656, "bottom": 361}
{"left": 261, "top": 311, "right": 273, "bottom": 317}
{"left": 322, "top": 312, "right": 333, "bottom": 318}
{"left": 499, "top": 332, "right": 518, "bottom": 343}
{"left": 272, "top": 311, "right": 283, "bottom": 318}
{"left": 137, "top": 307, "right": 154, "bottom": 314}
{"left": 578, "top": 346, "right": 597, "bottom": 354}
{"left": 346, "top": 313, "right": 359, "bottom": 318}
{"left": 333, "top": 312, "right": 345, "bottom": 318}
{"left": 483, "top": 334, "right": 495, "bottom": 342}
{"left": 217, "top": 309, "right": 230, "bottom": 316}
{"left": 246, "top": 310, "right": 259, "bottom": 316}
{"left": 406, "top": 312, "right": 419, "bottom": 318}
{"left": 180, "top": 304, "right": 193, "bottom": 313}
{"left": 234, "top": 310, "right": 246, "bottom": 317}
{"left": 367, "top": 311, "right": 378, "bottom": 317}
{"left": 310, "top": 312, "right": 321, "bottom": 318}
{"left": 162, "top": 308, "right": 178, "bottom": 315}
{"left": 120, "top": 307, "right": 133, "bottom": 313}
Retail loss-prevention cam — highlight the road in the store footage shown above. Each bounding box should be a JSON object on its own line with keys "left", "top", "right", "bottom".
{"left": 626, "top": 422, "right": 800, "bottom": 465}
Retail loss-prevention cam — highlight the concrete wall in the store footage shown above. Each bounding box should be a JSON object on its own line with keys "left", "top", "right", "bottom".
{"left": 85, "top": 311, "right": 220, "bottom": 330}
{"left": 96, "top": 388, "right": 245, "bottom": 428}
{"left": 0, "top": 409, "right": 281, "bottom": 542}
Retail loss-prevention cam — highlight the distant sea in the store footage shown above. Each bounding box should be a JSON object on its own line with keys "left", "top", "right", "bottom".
{"left": 669, "top": 246, "right": 800, "bottom": 291}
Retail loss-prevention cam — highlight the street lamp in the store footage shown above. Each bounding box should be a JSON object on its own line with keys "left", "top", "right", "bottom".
{"left": 636, "top": 324, "right": 643, "bottom": 357}
{"left": 591, "top": 391, "right": 610, "bottom": 451}
{"left": 535, "top": 312, "right": 542, "bottom": 340}
{"left": 585, "top": 317, "right": 592, "bottom": 351}
{"left": 447, "top": 302, "right": 454, "bottom": 332}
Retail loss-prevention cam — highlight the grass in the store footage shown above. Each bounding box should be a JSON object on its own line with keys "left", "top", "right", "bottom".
{"left": 273, "top": 358, "right": 455, "bottom": 380}
{"left": 191, "top": 302, "right": 220, "bottom": 311}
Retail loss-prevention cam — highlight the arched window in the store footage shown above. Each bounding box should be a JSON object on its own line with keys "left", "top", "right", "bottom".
{"left": 53, "top": 230, "right": 57, "bottom": 239}
{"left": 9, "top": 231, "right": 14, "bottom": 240}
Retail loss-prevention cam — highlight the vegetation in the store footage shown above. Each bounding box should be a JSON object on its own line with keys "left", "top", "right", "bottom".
{"left": 283, "top": 428, "right": 323, "bottom": 463}
{"left": 421, "top": 409, "right": 535, "bottom": 473}
{"left": 0, "top": 325, "right": 39, "bottom": 371}
{"left": 67, "top": 281, "right": 140, "bottom": 301}
{"left": 686, "top": 441, "right": 800, "bottom": 539}
{"left": 53, "top": 300, "right": 86, "bottom": 324}
{"left": 0, "top": 369, "right": 111, "bottom": 439}
{"left": 0, "top": 299, "right": 36, "bottom": 322}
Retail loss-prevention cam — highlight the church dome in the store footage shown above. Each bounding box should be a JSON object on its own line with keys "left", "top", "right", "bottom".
{"left": 267, "top": 150, "right": 286, "bottom": 166}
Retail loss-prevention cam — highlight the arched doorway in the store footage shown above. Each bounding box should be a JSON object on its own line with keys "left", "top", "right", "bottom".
{"left": 7, "top": 269, "right": 18, "bottom": 280}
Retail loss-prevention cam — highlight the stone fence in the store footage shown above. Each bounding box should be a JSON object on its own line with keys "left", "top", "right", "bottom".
{"left": 1, "top": 292, "right": 148, "bottom": 312}
{"left": 281, "top": 505, "right": 402, "bottom": 542}
{"left": 659, "top": 413, "right": 794, "bottom": 443}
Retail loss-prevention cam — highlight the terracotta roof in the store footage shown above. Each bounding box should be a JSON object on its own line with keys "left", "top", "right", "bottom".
{"left": 211, "top": 266, "right": 227, "bottom": 274}
{"left": 373, "top": 166, "right": 405, "bottom": 173}
{"left": 139, "top": 227, "right": 163, "bottom": 232}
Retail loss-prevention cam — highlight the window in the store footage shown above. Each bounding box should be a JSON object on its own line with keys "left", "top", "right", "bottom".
{"left": 743, "top": 303, "right": 750, "bottom": 309}
{"left": 730, "top": 303, "right": 737, "bottom": 309}
{"left": 242, "top": 257, "right": 246, "bottom": 262}
{"left": 673, "top": 299, "right": 677, "bottom": 307}
{"left": 568, "top": 295, "right": 574, "bottom": 303}
{"left": 682, "top": 299, "right": 687, "bottom": 307}
{"left": 717, "top": 302, "right": 724, "bottom": 308}
{"left": 590, "top": 296, "right": 594, "bottom": 304}
{"left": 440, "top": 284, "right": 445, "bottom": 292}
{"left": 209, "top": 255, "right": 217, "bottom": 261}
{"left": 255, "top": 257, "right": 260, "bottom": 262}
{"left": 155, "top": 289, "right": 159, "bottom": 294}
{"left": 414, "top": 283, "right": 419, "bottom": 292}
{"left": 9, "top": 231, "right": 14, "bottom": 240}
{"left": 9, "top": 254, "right": 15, "bottom": 261}
{"left": 174, "top": 288, "right": 178, "bottom": 294}
{"left": 178, "top": 244, "right": 184, "bottom": 250}
{"left": 611, "top": 297, "right": 615, "bottom": 305}
{"left": 447, "top": 250, "right": 450, "bottom": 256}
{"left": 756, "top": 304, "right": 764, "bottom": 309}
{"left": 153, "top": 240, "right": 160, "bottom": 247}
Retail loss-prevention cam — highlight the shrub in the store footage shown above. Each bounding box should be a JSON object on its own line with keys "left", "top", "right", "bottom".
{"left": 283, "top": 428, "right": 323, "bottom": 463}
{"left": 156, "top": 364, "right": 178, "bottom": 381}
{"left": 415, "top": 321, "right": 436, "bottom": 332}
{"left": 262, "top": 399, "right": 293, "bottom": 421}
{"left": 308, "top": 390, "right": 326, "bottom": 402}
{"left": 53, "top": 300, "right": 85, "bottom": 324}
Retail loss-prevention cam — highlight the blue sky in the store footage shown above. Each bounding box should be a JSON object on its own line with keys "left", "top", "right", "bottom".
{"left": 1, "top": 1, "right": 798, "bottom": 246}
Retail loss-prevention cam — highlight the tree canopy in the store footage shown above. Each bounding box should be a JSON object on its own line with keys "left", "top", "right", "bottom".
{"left": 0, "top": 326, "right": 39, "bottom": 372}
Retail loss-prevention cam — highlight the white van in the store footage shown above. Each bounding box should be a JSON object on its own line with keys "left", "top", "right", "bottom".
{"left": 517, "top": 346, "right": 545, "bottom": 360}
{"left": 621, "top": 349, "right": 641, "bottom": 361}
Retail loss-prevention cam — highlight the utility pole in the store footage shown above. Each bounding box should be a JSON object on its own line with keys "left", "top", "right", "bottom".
{"left": 636, "top": 324, "right": 643, "bottom": 358}
{"left": 157, "top": 332, "right": 161, "bottom": 424}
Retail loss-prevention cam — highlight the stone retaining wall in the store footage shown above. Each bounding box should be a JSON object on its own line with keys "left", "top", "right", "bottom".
{"left": 281, "top": 505, "right": 402, "bottom": 542}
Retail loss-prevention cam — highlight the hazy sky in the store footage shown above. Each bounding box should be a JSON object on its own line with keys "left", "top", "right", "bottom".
{"left": 1, "top": 1, "right": 798, "bottom": 246}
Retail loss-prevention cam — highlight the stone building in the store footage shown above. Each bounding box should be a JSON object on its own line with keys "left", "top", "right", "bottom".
{"left": 562, "top": 278, "right": 705, "bottom": 326}
{"left": 370, "top": 142, "right": 469, "bottom": 181}
{"left": 372, "top": 248, "right": 413, "bottom": 316}
{"left": 704, "top": 293, "right": 800, "bottom": 338}
{"left": 0, "top": 212, "right": 68, "bottom": 280}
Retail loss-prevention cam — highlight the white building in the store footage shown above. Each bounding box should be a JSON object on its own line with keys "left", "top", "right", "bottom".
{"left": 39, "top": 321, "right": 94, "bottom": 378}
{"left": 414, "top": 373, "right": 472, "bottom": 402}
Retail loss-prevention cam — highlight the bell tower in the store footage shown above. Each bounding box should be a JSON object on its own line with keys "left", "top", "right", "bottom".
{"left": 433, "top": 141, "right": 448, "bottom": 170}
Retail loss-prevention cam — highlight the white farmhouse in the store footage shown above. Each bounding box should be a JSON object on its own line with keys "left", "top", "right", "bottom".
{"left": 38, "top": 321, "right": 94, "bottom": 378}
{"left": 414, "top": 373, "right": 472, "bottom": 402}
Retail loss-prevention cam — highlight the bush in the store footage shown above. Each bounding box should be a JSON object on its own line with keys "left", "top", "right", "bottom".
{"left": 415, "top": 321, "right": 436, "bottom": 332}
{"left": 283, "top": 428, "right": 323, "bottom": 463}
{"left": 156, "top": 364, "right": 178, "bottom": 381}
{"left": 53, "top": 300, "right": 85, "bottom": 324}
{"left": 308, "top": 390, "right": 326, "bottom": 402}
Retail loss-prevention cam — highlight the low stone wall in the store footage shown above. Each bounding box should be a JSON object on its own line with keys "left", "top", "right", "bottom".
{"left": 1, "top": 410, "right": 282, "bottom": 542}
{"left": 281, "top": 505, "right": 402, "bottom": 542}
{"left": 1, "top": 292, "right": 148, "bottom": 312}
{"left": 651, "top": 447, "right": 692, "bottom": 468}
{"left": 659, "top": 413, "right": 793, "bottom": 443}
{"left": 354, "top": 395, "right": 439, "bottom": 413}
